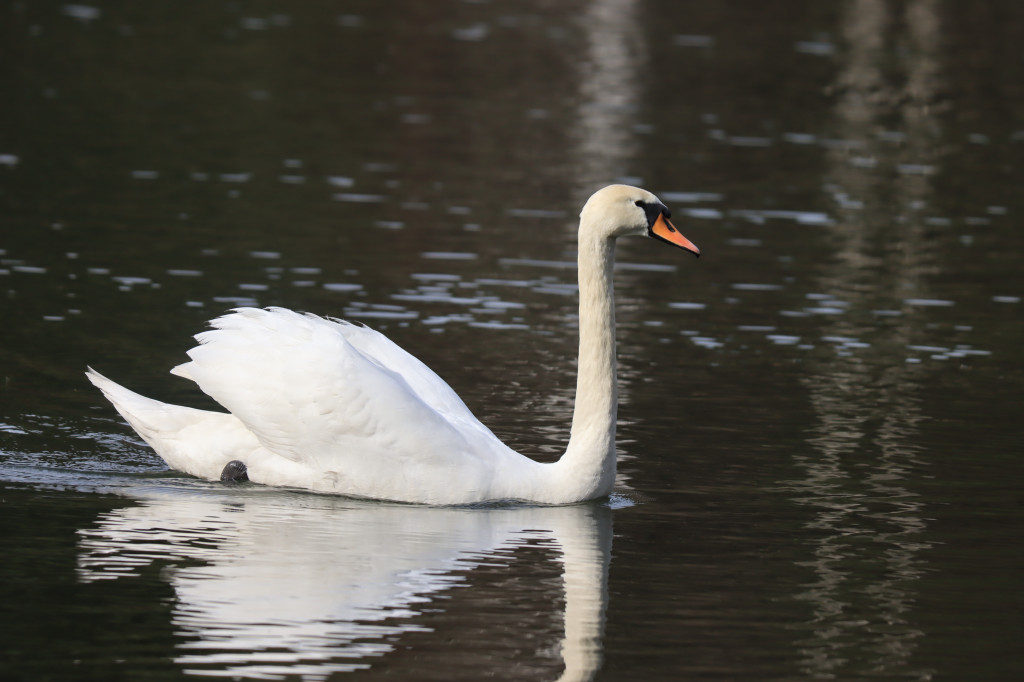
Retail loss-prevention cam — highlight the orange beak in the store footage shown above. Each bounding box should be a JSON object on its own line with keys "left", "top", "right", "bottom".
{"left": 650, "top": 213, "right": 700, "bottom": 257}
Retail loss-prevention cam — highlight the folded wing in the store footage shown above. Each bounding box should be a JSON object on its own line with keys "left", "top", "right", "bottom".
{"left": 170, "top": 308, "right": 510, "bottom": 498}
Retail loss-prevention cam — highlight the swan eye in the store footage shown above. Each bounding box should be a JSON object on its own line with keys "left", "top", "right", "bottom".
{"left": 634, "top": 200, "right": 644, "bottom": 208}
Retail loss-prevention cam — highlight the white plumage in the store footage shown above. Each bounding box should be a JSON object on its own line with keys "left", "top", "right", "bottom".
{"left": 88, "top": 185, "right": 699, "bottom": 504}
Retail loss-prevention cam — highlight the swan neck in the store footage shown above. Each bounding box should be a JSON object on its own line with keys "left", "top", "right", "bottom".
{"left": 556, "top": 228, "right": 618, "bottom": 500}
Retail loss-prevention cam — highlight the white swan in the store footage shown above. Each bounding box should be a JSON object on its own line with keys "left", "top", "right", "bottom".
{"left": 87, "top": 185, "right": 699, "bottom": 504}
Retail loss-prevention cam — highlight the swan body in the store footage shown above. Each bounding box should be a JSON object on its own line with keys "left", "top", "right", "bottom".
{"left": 88, "top": 185, "right": 699, "bottom": 505}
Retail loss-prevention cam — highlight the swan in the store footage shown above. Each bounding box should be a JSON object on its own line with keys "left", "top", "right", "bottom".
{"left": 87, "top": 184, "right": 699, "bottom": 505}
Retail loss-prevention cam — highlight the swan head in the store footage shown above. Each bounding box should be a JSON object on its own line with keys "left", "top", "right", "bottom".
{"left": 580, "top": 184, "right": 700, "bottom": 257}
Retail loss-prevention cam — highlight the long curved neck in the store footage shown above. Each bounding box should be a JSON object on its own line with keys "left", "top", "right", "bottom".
{"left": 551, "top": 227, "right": 619, "bottom": 501}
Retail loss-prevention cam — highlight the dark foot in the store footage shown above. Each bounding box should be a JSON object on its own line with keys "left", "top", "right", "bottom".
{"left": 220, "top": 460, "right": 249, "bottom": 483}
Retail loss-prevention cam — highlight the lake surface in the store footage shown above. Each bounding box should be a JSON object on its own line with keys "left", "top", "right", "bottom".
{"left": 2, "top": 1, "right": 1023, "bottom": 680}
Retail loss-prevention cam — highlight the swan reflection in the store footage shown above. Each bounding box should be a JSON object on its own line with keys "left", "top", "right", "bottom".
{"left": 77, "top": 484, "right": 612, "bottom": 681}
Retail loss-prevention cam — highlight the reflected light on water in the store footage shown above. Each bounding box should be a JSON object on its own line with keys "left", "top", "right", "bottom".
{"left": 784, "top": 0, "right": 943, "bottom": 678}
{"left": 78, "top": 486, "right": 612, "bottom": 681}
{"left": 574, "top": 0, "right": 645, "bottom": 198}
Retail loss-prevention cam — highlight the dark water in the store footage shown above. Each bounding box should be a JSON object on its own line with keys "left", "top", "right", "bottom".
{"left": 2, "top": 1, "right": 1023, "bottom": 680}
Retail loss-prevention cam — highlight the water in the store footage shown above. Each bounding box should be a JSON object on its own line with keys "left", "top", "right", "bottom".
{"left": 2, "top": 1, "right": 1023, "bottom": 679}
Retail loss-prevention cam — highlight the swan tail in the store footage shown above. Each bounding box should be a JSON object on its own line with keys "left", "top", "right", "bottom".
{"left": 85, "top": 368, "right": 252, "bottom": 481}
{"left": 86, "top": 368, "right": 180, "bottom": 435}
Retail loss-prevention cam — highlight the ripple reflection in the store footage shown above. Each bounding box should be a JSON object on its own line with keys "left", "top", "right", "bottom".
{"left": 785, "top": 1, "right": 943, "bottom": 678}
{"left": 77, "top": 486, "right": 611, "bottom": 681}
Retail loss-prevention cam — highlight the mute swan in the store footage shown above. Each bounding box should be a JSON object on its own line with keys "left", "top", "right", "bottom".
{"left": 87, "top": 184, "right": 699, "bottom": 505}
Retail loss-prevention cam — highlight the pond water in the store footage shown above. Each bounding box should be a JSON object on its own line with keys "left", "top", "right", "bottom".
{"left": 2, "top": 1, "right": 1023, "bottom": 680}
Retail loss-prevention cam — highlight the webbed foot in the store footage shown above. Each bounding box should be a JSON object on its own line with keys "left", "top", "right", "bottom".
{"left": 220, "top": 460, "right": 249, "bottom": 483}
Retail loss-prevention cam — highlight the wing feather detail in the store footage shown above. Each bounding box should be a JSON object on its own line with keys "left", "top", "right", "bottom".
{"left": 170, "top": 308, "right": 507, "bottom": 491}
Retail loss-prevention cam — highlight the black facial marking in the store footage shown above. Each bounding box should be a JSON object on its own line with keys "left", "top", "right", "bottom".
{"left": 636, "top": 200, "right": 670, "bottom": 229}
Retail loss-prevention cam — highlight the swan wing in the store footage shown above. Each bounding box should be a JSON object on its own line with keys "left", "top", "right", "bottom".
{"left": 326, "top": 312, "right": 498, "bottom": 442}
{"left": 170, "top": 308, "right": 507, "bottom": 496}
